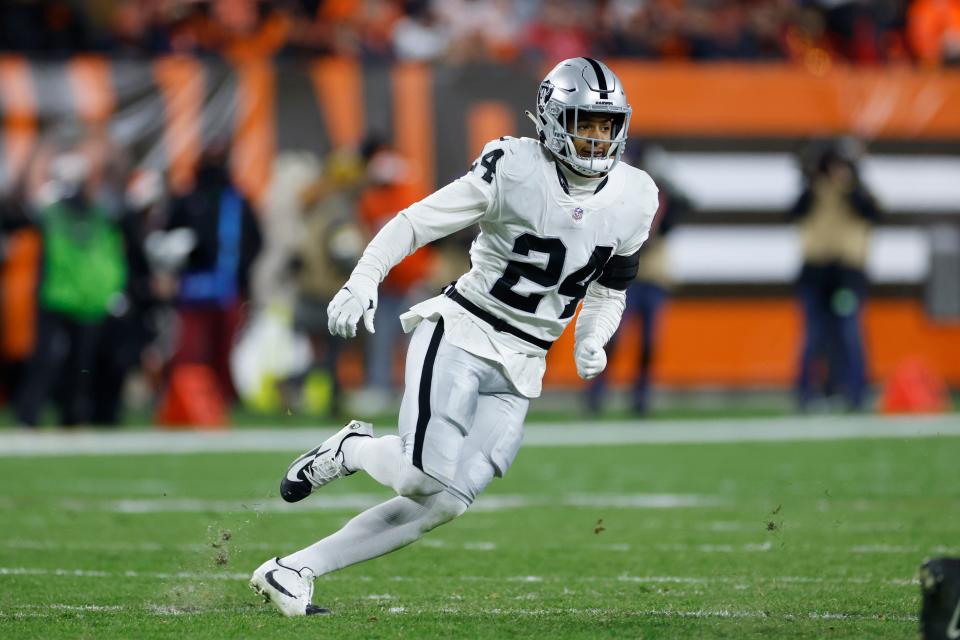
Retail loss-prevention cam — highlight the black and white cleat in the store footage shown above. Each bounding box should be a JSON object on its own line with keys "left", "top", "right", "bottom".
{"left": 250, "top": 557, "right": 330, "bottom": 617}
{"left": 280, "top": 420, "right": 373, "bottom": 503}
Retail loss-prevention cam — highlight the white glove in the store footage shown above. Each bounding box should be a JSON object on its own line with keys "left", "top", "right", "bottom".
{"left": 574, "top": 337, "right": 607, "bottom": 380}
{"left": 327, "top": 274, "right": 378, "bottom": 338}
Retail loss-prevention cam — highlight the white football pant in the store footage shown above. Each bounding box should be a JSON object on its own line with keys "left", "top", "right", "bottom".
{"left": 281, "top": 317, "right": 529, "bottom": 577}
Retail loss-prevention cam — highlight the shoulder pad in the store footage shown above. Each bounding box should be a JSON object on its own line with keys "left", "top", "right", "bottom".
{"left": 618, "top": 164, "right": 659, "bottom": 214}
{"left": 616, "top": 161, "right": 656, "bottom": 188}
{"left": 468, "top": 137, "right": 542, "bottom": 185}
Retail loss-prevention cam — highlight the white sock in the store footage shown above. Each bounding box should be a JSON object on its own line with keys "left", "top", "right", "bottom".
{"left": 280, "top": 492, "right": 467, "bottom": 576}
{"left": 341, "top": 435, "right": 419, "bottom": 494}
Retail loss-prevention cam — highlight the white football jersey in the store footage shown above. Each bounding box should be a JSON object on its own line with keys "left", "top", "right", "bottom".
{"left": 457, "top": 136, "right": 658, "bottom": 343}
{"left": 399, "top": 136, "right": 658, "bottom": 397}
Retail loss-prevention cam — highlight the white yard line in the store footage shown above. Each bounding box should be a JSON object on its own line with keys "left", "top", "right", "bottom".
{"left": 1, "top": 415, "right": 958, "bottom": 457}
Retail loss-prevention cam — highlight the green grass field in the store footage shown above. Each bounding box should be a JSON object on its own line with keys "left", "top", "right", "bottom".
{"left": 1, "top": 421, "right": 958, "bottom": 639}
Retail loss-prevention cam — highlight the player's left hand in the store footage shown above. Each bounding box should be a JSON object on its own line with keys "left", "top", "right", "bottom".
{"left": 575, "top": 337, "right": 607, "bottom": 380}
{"left": 327, "top": 275, "right": 378, "bottom": 338}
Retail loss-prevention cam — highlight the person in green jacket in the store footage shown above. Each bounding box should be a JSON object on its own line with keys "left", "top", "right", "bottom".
{"left": 15, "top": 152, "right": 127, "bottom": 427}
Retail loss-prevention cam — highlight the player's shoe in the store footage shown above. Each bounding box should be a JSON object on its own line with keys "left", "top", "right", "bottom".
{"left": 919, "top": 556, "right": 960, "bottom": 639}
{"left": 250, "top": 557, "right": 329, "bottom": 617}
{"left": 280, "top": 420, "right": 373, "bottom": 503}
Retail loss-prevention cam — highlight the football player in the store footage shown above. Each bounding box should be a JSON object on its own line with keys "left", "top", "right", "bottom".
{"left": 251, "top": 57, "right": 660, "bottom": 616}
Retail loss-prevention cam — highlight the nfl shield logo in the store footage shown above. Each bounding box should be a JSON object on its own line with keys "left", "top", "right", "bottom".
{"left": 572, "top": 207, "right": 584, "bottom": 221}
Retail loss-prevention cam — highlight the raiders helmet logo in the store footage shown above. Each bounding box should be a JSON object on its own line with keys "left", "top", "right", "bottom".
{"left": 537, "top": 82, "right": 554, "bottom": 113}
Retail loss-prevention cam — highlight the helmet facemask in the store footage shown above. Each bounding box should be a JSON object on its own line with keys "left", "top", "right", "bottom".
{"left": 557, "top": 106, "right": 630, "bottom": 177}
{"left": 529, "top": 59, "right": 633, "bottom": 178}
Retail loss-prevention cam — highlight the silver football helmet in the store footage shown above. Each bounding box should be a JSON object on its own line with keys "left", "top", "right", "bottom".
{"left": 527, "top": 57, "right": 632, "bottom": 177}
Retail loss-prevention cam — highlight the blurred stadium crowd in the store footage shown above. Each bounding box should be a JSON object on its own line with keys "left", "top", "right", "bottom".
{"left": 0, "top": 0, "right": 958, "bottom": 66}
{"left": 0, "top": 123, "right": 450, "bottom": 425}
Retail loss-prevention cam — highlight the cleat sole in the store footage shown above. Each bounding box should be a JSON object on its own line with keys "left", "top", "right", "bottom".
{"left": 306, "top": 604, "right": 332, "bottom": 615}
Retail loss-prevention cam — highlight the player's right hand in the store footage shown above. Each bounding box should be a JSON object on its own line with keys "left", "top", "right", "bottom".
{"left": 327, "top": 276, "right": 378, "bottom": 338}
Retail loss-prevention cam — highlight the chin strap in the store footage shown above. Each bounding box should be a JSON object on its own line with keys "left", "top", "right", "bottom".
{"left": 566, "top": 157, "right": 611, "bottom": 178}
{"left": 525, "top": 110, "right": 547, "bottom": 145}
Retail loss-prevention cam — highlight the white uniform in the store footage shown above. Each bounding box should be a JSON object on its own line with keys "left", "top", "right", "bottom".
{"left": 271, "top": 62, "right": 660, "bottom": 605}
{"left": 401, "top": 136, "right": 659, "bottom": 397}
{"left": 384, "top": 137, "right": 658, "bottom": 502}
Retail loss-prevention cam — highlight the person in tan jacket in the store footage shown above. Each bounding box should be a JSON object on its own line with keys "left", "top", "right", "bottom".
{"left": 790, "top": 140, "right": 881, "bottom": 411}
{"left": 289, "top": 149, "right": 367, "bottom": 417}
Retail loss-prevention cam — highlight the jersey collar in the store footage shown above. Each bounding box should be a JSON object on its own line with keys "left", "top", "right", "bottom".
{"left": 554, "top": 160, "right": 609, "bottom": 196}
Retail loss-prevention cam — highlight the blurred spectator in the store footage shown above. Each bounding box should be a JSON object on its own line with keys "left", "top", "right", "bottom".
{"left": 603, "top": 0, "right": 684, "bottom": 59}
{"left": 784, "top": 5, "right": 838, "bottom": 69}
{"left": 0, "top": 0, "right": 98, "bottom": 55}
{"left": 746, "top": 0, "right": 795, "bottom": 59}
{"left": 907, "top": 0, "right": 960, "bottom": 66}
{"left": 356, "top": 138, "right": 433, "bottom": 410}
{"left": 160, "top": 0, "right": 292, "bottom": 58}
{"left": 287, "top": 149, "right": 367, "bottom": 416}
{"left": 585, "top": 146, "right": 691, "bottom": 416}
{"left": 106, "top": 1, "right": 175, "bottom": 55}
{"left": 687, "top": 2, "right": 773, "bottom": 60}
{"left": 213, "top": 0, "right": 292, "bottom": 60}
{"left": 283, "top": 0, "right": 344, "bottom": 55}
{"left": 522, "top": 1, "right": 591, "bottom": 63}
{"left": 91, "top": 169, "right": 167, "bottom": 425}
{"left": 165, "top": 141, "right": 263, "bottom": 401}
{"left": 812, "top": 0, "right": 910, "bottom": 63}
{"left": 357, "top": 0, "right": 404, "bottom": 60}
{"left": 15, "top": 149, "right": 128, "bottom": 426}
{"left": 392, "top": 0, "right": 450, "bottom": 61}
{"left": 435, "top": 0, "right": 520, "bottom": 62}
{"left": 789, "top": 138, "right": 881, "bottom": 412}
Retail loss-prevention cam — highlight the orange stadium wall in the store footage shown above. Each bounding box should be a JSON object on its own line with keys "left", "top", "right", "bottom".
{"left": 543, "top": 299, "right": 960, "bottom": 388}
{"left": 617, "top": 63, "right": 960, "bottom": 139}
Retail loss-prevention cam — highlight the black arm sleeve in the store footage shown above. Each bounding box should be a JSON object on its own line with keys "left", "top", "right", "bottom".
{"left": 597, "top": 250, "right": 641, "bottom": 291}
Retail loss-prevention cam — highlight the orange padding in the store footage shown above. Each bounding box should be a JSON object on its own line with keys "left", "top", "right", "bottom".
{"left": 0, "top": 228, "right": 40, "bottom": 360}
{"left": 544, "top": 299, "right": 960, "bottom": 387}
{"left": 156, "top": 364, "right": 228, "bottom": 429}
{"left": 616, "top": 62, "right": 960, "bottom": 138}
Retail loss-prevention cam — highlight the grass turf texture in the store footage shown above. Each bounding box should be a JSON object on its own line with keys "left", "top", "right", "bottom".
{"left": 1, "top": 431, "right": 958, "bottom": 638}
